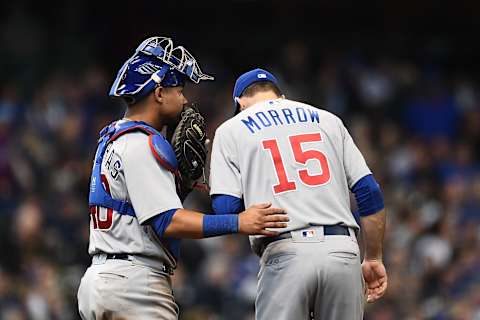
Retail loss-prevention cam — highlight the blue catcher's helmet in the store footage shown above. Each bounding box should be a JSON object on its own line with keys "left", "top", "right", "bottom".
{"left": 109, "top": 37, "right": 214, "bottom": 104}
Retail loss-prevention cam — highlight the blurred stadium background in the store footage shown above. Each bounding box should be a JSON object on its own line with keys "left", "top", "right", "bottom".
{"left": 1, "top": 1, "right": 480, "bottom": 319}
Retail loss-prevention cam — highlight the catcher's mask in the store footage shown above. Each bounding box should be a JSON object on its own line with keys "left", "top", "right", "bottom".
{"left": 109, "top": 36, "right": 214, "bottom": 104}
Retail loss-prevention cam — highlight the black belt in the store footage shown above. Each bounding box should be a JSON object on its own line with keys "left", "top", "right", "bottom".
{"left": 105, "top": 253, "right": 174, "bottom": 275}
{"left": 258, "top": 225, "right": 351, "bottom": 256}
{"left": 106, "top": 253, "right": 130, "bottom": 260}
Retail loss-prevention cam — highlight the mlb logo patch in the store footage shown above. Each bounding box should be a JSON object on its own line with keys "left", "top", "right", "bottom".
{"left": 302, "top": 230, "right": 316, "bottom": 238}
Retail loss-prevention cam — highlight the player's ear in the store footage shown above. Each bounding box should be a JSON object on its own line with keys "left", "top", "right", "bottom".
{"left": 154, "top": 86, "right": 164, "bottom": 104}
{"left": 237, "top": 97, "right": 246, "bottom": 112}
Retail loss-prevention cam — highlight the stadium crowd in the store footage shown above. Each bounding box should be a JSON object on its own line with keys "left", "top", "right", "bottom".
{"left": 1, "top": 21, "right": 480, "bottom": 320}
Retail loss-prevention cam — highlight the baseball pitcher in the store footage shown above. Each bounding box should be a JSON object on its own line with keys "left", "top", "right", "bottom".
{"left": 77, "top": 40, "right": 288, "bottom": 320}
{"left": 209, "top": 68, "right": 387, "bottom": 320}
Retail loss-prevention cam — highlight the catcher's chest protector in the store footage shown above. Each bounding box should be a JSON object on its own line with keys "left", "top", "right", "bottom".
{"left": 88, "top": 120, "right": 178, "bottom": 216}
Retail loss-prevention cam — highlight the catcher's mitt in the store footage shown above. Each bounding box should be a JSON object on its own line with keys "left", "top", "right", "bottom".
{"left": 170, "top": 103, "right": 208, "bottom": 199}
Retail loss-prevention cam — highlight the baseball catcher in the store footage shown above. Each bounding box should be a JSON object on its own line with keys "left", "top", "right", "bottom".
{"left": 77, "top": 37, "right": 289, "bottom": 320}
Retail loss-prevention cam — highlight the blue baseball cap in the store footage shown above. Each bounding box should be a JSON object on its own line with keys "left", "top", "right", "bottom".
{"left": 232, "top": 68, "right": 279, "bottom": 114}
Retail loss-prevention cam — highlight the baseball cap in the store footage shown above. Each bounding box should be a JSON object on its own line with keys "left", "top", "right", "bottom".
{"left": 232, "top": 68, "right": 279, "bottom": 114}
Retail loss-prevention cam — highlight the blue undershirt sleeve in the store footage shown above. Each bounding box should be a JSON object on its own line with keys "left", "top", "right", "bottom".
{"left": 211, "top": 194, "right": 244, "bottom": 215}
{"left": 147, "top": 209, "right": 181, "bottom": 260}
{"left": 148, "top": 207, "right": 240, "bottom": 239}
{"left": 148, "top": 209, "right": 178, "bottom": 237}
{"left": 352, "top": 210, "right": 361, "bottom": 226}
{"left": 351, "top": 174, "right": 385, "bottom": 217}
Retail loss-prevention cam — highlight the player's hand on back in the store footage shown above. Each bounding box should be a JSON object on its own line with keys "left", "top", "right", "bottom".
{"left": 362, "top": 259, "right": 388, "bottom": 303}
{"left": 238, "top": 202, "right": 288, "bottom": 236}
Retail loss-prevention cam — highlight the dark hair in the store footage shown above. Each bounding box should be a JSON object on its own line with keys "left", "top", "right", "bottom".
{"left": 241, "top": 81, "right": 282, "bottom": 98}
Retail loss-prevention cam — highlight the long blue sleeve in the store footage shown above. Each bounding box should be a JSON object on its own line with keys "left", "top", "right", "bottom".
{"left": 148, "top": 209, "right": 181, "bottom": 260}
{"left": 351, "top": 174, "right": 385, "bottom": 217}
{"left": 211, "top": 194, "right": 245, "bottom": 214}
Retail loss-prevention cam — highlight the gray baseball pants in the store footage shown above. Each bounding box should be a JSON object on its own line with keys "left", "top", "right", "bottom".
{"left": 256, "top": 227, "right": 365, "bottom": 320}
{"left": 78, "top": 257, "right": 178, "bottom": 320}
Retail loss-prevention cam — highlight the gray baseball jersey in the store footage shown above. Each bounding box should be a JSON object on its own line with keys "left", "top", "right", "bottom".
{"left": 88, "top": 120, "right": 182, "bottom": 267}
{"left": 210, "top": 98, "right": 371, "bottom": 237}
{"left": 210, "top": 98, "right": 369, "bottom": 320}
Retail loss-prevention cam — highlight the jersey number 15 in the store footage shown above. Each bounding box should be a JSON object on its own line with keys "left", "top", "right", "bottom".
{"left": 262, "top": 132, "right": 331, "bottom": 194}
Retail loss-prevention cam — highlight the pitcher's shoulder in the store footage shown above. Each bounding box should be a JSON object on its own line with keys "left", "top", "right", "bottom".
{"left": 214, "top": 115, "right": 243, "bottom": 136}
{"left": 286, "top": 99, "right": 342, "bottom": 121}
